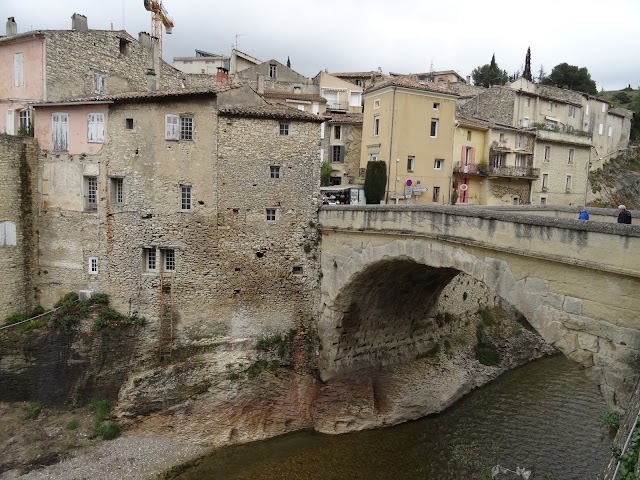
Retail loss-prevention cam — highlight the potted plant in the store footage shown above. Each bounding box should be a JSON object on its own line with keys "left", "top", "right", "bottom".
{"left": 476, "top": 161, "right": 488, "bottom": 174}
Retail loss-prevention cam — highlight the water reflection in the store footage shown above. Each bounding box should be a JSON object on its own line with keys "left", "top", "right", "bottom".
{"left": 174, "top": 355, "right": 611, "bottom": 480}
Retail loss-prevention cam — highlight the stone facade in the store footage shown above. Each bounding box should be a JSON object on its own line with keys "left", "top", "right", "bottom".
{"left": 322, "top": 115, "right": 363, "bottom": 186}
{"left": 460, "top": 87, "right": 515, "bottom": 126}
{"left": 0, "top": 135, "right": 38, "bottom": 319}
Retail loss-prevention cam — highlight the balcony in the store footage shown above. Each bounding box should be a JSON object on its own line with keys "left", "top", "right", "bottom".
{"left": 533, "top": 123, "right": 592, "bottom": 146}
{"left": 326, "top": 101, "right": 349, "bottom": 112}
{"left": 454, "top": 162, "right": 540, "bottom": 179}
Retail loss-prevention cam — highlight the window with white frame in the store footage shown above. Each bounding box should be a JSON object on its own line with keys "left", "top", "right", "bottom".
{"left": 320, "top": 122, "right": 325, "bottom": 139}
{"left": 499, "top": 133, "right": 505, "bottom": 142}
{"left": 144, "top": 248, "right": 157, "bottom": 272}
{"left": 373, "top": 115, "right": 380, "bottom": 136}
{"left": 334, "top": 125, "right": 341, "bottom": 140}
{"left": 349, "top": 92, "right": 361, "bottom": 107}
{"left": 430, "top": 118, "right": 439, "bottom": 138}
{"left": 598, "top": 123, "right": 604, "bottom": 136}
{"left": 407, "top": 156, "right": 415, "bottom": 172}
{"left": 585, "top": 104, "right": 590, "bottom": 116}
{"left": 434, "top": 158, "right": 443, "bottom": 170}
{"left": 19, "top": 109, "right": 31, "bottom": 132}
{"left": 0, "top": 221, "right": 17, "bottom": 246}
{"left": 84, "top": 176, "right": 98, "bottom": 211}
{"left": 331, "top": 145, "right": 344, "bottom": 163}
{"left": 52, "top": 113, "right": 69, "bottom": 151}
{"left": 542, "top": 173, "right": 549, "bottom": 190}
{"left": 279, "top": 123, "right": 290, "bottom": 136}
{"left": 165, "top": 114, "right": 194, "bottom": 140}
{"left": 373, "top": 99, "right": 380, "bottom": 109}
{"left": 568, "top": 105, "right": 576, "bottom": 118}
{"left": 88, "top": 257, "right": 98, "bottom": 274}
{"left": 433, "top": 102, "right": 440, "bottom": 110}
{"left": 516, "top": 134, "right": 524, "bottom": 148}
{"left": 266, "top": 208, "right": 277, "bottom": 221}
{"left": 432, "top": 186, "right": 440, "bottom": 202}
{"left": 522, "top": 117, "right": 529, "bottom": 127}
{"left": 515, "top": 154, "right": 526, "bottom": 169}
{"left": 180, "top": 185, "right": 192, "bottom": 211}
{"left": 270, "top": 165, "right": 281, "bottom": 179}
{"left": 568, "top": 149, "right": 574, "bottom": 164}
{"left": 93, "top": 72, "right": 106, "bottom": 94}
{"left": 269, "top": 64, "right": 277, "bottom": 78}
{"left": 87, "top": 113, "right": 105, "bottom": 143}
{"left": 565, "top": 175, "right": 573, "bottom": 191}
{"left": 162, "top": 248, "right": 175, "bottom": 271}
{"left": 544, "top": 146, "right": 551, "bottom": 162}
{"left": 13, "top": 53, "right": 24, "bottom": 87}
{"left": 110, "top": 177, "right": 124, "bottom": 204}
{"left": 608, "top": 125, "right": 613, "bottom": 137}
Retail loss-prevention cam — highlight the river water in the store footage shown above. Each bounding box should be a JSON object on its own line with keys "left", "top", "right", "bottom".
{"left": 174, "top": 355, "right": 613, "bottom": 480}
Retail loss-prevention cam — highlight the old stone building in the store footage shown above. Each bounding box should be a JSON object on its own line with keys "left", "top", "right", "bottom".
{"left": 322, "top": 113, "right": 363, "bottom": 187}
{"left": 26, "top": 84, "right": 322, "bottom": 352}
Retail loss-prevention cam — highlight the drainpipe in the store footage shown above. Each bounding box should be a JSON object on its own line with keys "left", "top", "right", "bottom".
{"left": 385, "top": 87, "right": 397, "bottom": 204}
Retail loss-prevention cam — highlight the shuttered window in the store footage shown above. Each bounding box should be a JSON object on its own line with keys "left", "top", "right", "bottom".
{"left": 0, "top": 221, "right": 17, "bottom": 246}
{"left": 13, "top": 53, "right": 24, "bottom": 87}
{"left": 165, "top": 114, "right": 179, "bottom": 140}
{"left": 52, "top": 113, "right": 69, "bottom": 151}
{"left": 87, "top": 113, "right": 105, "bottom": 143}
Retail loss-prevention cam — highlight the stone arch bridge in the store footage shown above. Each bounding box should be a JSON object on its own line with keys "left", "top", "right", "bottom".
{"left": 317, "top": 205, "right": 640, "bottom": 407}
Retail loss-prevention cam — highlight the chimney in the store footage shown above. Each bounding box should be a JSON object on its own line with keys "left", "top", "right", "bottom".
{"left": 5, "top": 17, "right": 17, "bottom": 36}
{"left": 377, "top": 66, "right": 382, "bottom": 74}
{"left": 71, "top": 13, "right": 88, "bottom": 31}
{"left": 256, "top": 74, "right": 264, "bottom": 94}
{"left": 216, "top": 68, "right": 229, "bottom": 85}
{"left": 466, "top": 75, "right": 471, "bottom": 84}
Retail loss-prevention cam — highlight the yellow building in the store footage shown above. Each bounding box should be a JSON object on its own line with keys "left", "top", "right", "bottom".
{"left": 360, "top": 78, "right": 458, "bottom": 204}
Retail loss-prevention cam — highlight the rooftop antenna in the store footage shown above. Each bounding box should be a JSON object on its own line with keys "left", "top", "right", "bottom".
{"left": 122, "top": 0, "right": 125, "bottom": 30}
{"left": 233, "top": 33, "right": 245, "bottom": 51}
{"left": 430, "top": 60, "right": 434, "bottom": 74}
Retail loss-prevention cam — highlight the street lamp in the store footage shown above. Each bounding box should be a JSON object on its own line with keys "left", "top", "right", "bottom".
{"left": 584, "top": 148, "right": 627, "bottom": 206}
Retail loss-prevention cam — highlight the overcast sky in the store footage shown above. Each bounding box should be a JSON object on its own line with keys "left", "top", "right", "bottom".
{"left": 4, "top": 0, "right": 639, "bottom": 91}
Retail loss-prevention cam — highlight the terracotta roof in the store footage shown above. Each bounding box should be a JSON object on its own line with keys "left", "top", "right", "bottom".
{"left": 365, "top": 78, "right": 458, "bottom": 96}
{"left": 331, "top": 71, "right": 382, "bottom": 78}
{"left": 68, "top": 84, "right": 238, "bottom": 102}
{"left": 327, "top": 113, "right": 363, "bottom": 124}
{"left": 456, "top": 115, "right": 490, "bottom": 130}
{"left": 262, "top": 91, "right": 327, "bottom": 103}
{"left": 219, "top": 104, "right": 324, "bottom": 122}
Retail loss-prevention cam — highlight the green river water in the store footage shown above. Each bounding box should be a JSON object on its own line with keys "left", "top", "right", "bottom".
{"left": 173, "top": 355, "right": 613, "bottom": 480}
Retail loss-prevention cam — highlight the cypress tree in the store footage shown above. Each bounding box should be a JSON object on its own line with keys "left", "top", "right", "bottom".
{"left": 364, "top": 161, "right": 387, "bottom": 204}
{"left": 523, "top": 47, "right": 532, "bottom": 81}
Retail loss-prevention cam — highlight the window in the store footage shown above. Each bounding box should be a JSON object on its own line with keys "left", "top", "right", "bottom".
{"left": 432, "top": 186, "right": 440, "bottom": 202}
{"left": 370, "top": 153, "right": 378, "bottom": 162}
{"left": 125, "top": 118, "right": 134, "bottom": 129}
{"left": 84, "top": 176, "right": 98, "bottom": 211}
{"left": 87, "top": 113, "right": 105, "bottom": 143}
{"left": 119, "top": 38, "right": 130, "bottom": 55}
{"left": 499, "top": 133, "right": 505, "bottom": 142}
{"left": 522, "top": 117, "right": 529, "bottom": 127}
{"left": 565, "top": 175, "right": 573, "bottom": 192}
{"left": 516, "top": 134, "right": 524, "bottom": 148}
{"left": 540, "top": 197, "right": 547, "bottom": 205}
{"left": 13, "top": 53, "right": 24, "bottom": 87}
{"left": 88, "top": 257, "right": 98, "bottom": 275}
{"left": 542, "top": 173, "right": 549, "bottom": 190}
{"left": 525, "top": 97, "right": 530, "bottom": 107}
{"left": 568, "top": 149, "right": 574, "bottom": 164}
{"left": 490, "top": 152, "right": 506, "bottom": 167}
{"left": 373, "top": 115, "right": 380, "bottom": 136}
{"left": 144, "top": 248, "right": 157, "bottom": 272}
{"left": 512, "top": 196, "right": 520, "bottom": 205}
{"left": 568, "top": 105, "right": 576, "bottom": 118}
{"left": 269, "top": 64, "right": 277, "bottom": 78}
{"left": 515, "top": 154, "right": 526, "bottom": 169}
{"left": 52, "top": 113, "right": 69, "bottom": 151}
{"left": 585, "top": 104, "right": 590, "bottom": 116}
{"left": 374, "top": 99, "right": 380, "bottom": 109}
{"left": 93, "top": 72, "right": 106, "bottom": 94}
{"left": 433, "top": 102, "right": 440, "bottom": 110}
{"left": 0, "top": 221, "right": 17, "bottom": 246}
{"left": 293, "top": 86, "right": 301, "bottom": 94}
{"left": 292, "top": 265, "right": 303, "bottom": 275}
{"left": 547, "top": 102, "right": 553, "bottom": 111}
{"left": 110, "top": 177, "right": 124, "bottom": 204}
{"left": 180, "top": 185, "right": 192, "bottom": 211}
{"left": 320, "top": 122, "right": 325, "bottom": 139}
{"left": 467, "top": 130, "right": 472, "bottom": 141}
{"left": 544, "top": 146, "right": 551, "bottom": 162}
{"left": 349, "top": 92, "right": 361, "bottom": 107}
{"left": 598, "top": 123, "right": 604, "bottom": 136}
{"left": 162, "top": 249, "right": 175, "bottom": 271}
{"left": 608, "top": 125, "right": 613, "bottom": 137}
{"left": 334, "top": 125, "right": 341, "bottom": 140}
{"left": 602, "top": 103, "right": 606, "bottom": 113}
{"left": 165, "top": 114, "right": 194, "bottom": 140}
{"left": 331, "top": 145, "right": 344, "bottom": 163}
{"left": 19, "top": 109, "right": 31, "bottom": 132}
{"left": 430, "top": 118, "right": 439, "bottom": 138}
{"left": 329, "top": 176, "right": 342, "bottom": 186}
{"left": 270, "top": 165, "right": 281, "bottom": 179}
{"left": 434, "top": 158, "right": 443, "bottom": 170}
{"left": 266, "top": 208, "right": 277, "bottom": 221}
{"left": 279, "top": 123, "right": 290, "bottom": 136}
{"left": 407, "top": 156, "right": 415, "bottom": 172}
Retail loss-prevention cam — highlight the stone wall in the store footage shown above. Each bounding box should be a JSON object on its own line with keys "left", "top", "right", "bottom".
{"left": 460, "top": 87, "right": 515, "bottom": 125}
{"left": 0, "top": 135, "right": 38, "bottom": 319}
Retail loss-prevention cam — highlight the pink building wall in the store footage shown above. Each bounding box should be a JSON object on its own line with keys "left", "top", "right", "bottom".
{"left": 34, "top": 104, "right": 109, "bottom": 155}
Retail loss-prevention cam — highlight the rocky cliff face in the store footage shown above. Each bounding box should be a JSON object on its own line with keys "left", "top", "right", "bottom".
{"left": 589, "top": 146, "right": 640, "bottom": 209}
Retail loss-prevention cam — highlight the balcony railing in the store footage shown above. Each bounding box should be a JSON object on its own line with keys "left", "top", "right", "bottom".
{"left": 326, "top": 101, "right": 348, "bottom": 111}
{"left": 454, "top": 162, "right": 540, "bottom": 179}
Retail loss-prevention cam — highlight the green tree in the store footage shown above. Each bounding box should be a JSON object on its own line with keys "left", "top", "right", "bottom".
{"left": 320, "top": 162, "right": 332, "bottom": 187}
{"left": 523, "top": 47, "right": 532, "bottom": 81}
{"left": 542, "top": 63, "right": 597, "bottom": 95}
{"left": 471, "top": 54, "right": 509, "bottom": 87}
{"left": 363, "top": 161, "right": 387, "bottom": 204}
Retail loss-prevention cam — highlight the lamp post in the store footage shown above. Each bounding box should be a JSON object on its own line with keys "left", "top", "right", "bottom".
{"left": 583, "top": 148, "right": 626, "bottom": 206}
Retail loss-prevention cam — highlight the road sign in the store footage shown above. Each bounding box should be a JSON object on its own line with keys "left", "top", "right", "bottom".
{"left": 412, "top": 187, "right": 427, "bottom": 193}
{"left": 406, "top": 179, "right": 412, "bottom": 186}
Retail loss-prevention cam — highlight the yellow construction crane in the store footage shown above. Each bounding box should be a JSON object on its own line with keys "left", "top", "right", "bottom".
{"left": 143, "top": 0, "right": 174, "bottom": 57}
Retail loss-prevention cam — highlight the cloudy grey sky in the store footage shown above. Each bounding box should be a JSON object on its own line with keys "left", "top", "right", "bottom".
{"left": 4, "top": 0, "right": 639, "bottom": 91}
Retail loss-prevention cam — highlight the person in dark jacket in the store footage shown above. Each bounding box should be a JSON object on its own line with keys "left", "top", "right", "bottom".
{"left": 617, "top": 205, "right": 632, "bottom": 224}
